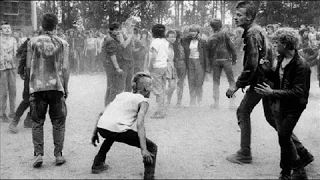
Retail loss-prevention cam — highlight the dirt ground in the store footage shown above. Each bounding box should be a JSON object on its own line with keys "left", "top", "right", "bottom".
{"left": 1, "top": 72, "right": 320, "bottom": 179}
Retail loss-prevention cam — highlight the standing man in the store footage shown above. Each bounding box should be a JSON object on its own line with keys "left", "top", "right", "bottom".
{"left": 103, "top": 22, "right": 125, "bottom": 107}
{"left": 9, "top": 33, "right": 35, "bottom": 133}
{"left": 27, "top": 13, "right": 69, "bottom": 168}
{"left": 225, "top": 1, "right": 314, "bottom": 167}
{"left": 0, "top": 21, "right": 17, "bottom": 122}
{"left": 255, "top": 27, "right": 310, "bottom": 180}
{"left": 207, "top": 18, "right": 237, "bottom": 110}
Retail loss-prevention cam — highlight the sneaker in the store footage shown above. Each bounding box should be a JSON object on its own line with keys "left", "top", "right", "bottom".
{"left": 33, "top": 155, "right": 43, "bottom": 168}
{"left": 55, "top": 155, "right": 66, "bottom": 166}
{"left": 91, "top": 163, "right": 108, "bottom": 174}
{"left": 210, "top": 103, "right": 219, "bottom": 109}
{"left": 8, "top": 113, "right": 15, "bottom": 119}
{"left": 226, "top": 151, "right": 252, "bottom": 164}
{"left": 1, "top": 114, "right": 10, "bottom": 123}
{"left": 291, "top": 168, "right": 308, "bottom": 180}
{"left": 300, "top": 151, "right": 314, "bottom": 167}
{"left": 23, "top": 114, "right": 32, "bottom": 128}
{"left": 279, "top": 169, "right": 291, "bottom": 180}
{"left": 9, "top": 122, "right": 18, "bottom": 134}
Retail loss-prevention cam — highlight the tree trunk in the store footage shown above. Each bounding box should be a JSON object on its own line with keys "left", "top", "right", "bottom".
{"left": 192, "top": 0, "right": 196, "bottom": 24}
{"left": 220, "top": 0, "right": 225, "bottom": 25}
{"left": 181, "top": 1, "right": 184, "bottom": 25}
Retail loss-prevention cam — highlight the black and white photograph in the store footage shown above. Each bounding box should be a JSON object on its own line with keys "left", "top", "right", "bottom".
{"left": 0, "top": 1, "right": 319, "bottom": 179}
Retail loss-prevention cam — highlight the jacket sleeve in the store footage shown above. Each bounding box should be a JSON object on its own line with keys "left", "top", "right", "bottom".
{"left": 271, "top": 65, "right": 310, "bottom": 98}
{"left": 235, "top": 34, "right": 260, "bottom": 88}
{"left": 17, "top": 39, "right": 29, "bottom": 75}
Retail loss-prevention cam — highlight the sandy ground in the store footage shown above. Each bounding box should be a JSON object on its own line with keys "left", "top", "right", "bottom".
{"left": 1, "top": 72, "right": 320, "bottom": 179}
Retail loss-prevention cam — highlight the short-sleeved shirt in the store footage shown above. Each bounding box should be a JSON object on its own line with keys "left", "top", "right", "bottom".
{"left": 0, "top": 36, "right": 17, "bottom": 70}
{"left": 97, "top": 92, "right": 148, "bottom": 133}
{"left": 103, "top": 33, "right": 124, "bottom": 64}
{"left": 149, "top": 38, "right": 168, "bottom": 68}
{"left": 27, "top": 32, "right": 69, "bottom": 94}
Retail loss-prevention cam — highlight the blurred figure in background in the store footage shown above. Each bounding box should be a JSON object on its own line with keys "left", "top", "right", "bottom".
{"left": 165, "top": 30, "right": 177, "bottom": 105}
{"left": 182, "top": 24, "right": 207, "bottom": 107}
{"left": 173, "top": 30, "right": 187, "bottom": 107}
{"left": 0, "top": 21, "right": 17, "bottom": 123}
{"left": 207, "top": 18, "right": 237, "bottom": 110}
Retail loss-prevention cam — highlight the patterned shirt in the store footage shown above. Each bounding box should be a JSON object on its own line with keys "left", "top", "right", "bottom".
{"left": 0, "top": 35, "right": 17, "bottom": 71}
{"left": 27, "top": 32, "right": 69, "bottom": 94}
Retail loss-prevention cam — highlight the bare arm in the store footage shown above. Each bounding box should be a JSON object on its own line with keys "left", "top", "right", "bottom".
{"left": 121, "top": 34, "right": 134, "bottom": 48}
{"left": 136, "top": 101, "right": 154, "bottom": 164}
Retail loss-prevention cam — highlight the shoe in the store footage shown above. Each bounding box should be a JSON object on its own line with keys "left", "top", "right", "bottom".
{"left": 291, "top": 168, "right": 308, "bottom": 180}
{"left": 300, "top": 151, "right": 314, "bottom": 167}
{"left": 55, "top": 155, "right": 66, "bottom": 166}
{"left": 23, "top": 114, "right": 32, "bottom": 128}
{"left": 279, "top": 169, "right": 291, "bottom": 180}
{"left": 33, "top": 155, "right": 43, "bottom": 168}
{"left": 91, "top": 163, "right": 108, "bottom": 174}
{"left": 229, "top": 104, "right": 238, "bottom": 111}
{"left": 8, "top": 112, "right": 15, "bottom": 119}
{"left": 150, "top": 112, "right": 166, "bottom": 119}
{"left": 9, "top": 122, "right": 18, "bottom": 134}
{"left": 226, "top": 151, "right": 252, "bottom": 164}
{"left": 1, "top": 114, "right": 10, "bottom": 123}
{"left": 210, "top": 102, "right": 219, "bottom": 109}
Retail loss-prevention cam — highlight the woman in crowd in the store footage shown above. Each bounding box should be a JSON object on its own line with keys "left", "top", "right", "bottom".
{"left": 182, "top": 24, "right": 207, "bottom": 106}
{"left": 165, "top": 30, "right": 177, "bottom": 105}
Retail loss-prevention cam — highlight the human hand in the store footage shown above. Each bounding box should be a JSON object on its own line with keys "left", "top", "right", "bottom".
{"left": 141, "top": 149, "right": 154, "bottom": 165}
{"left": 19, "top": 74, "right": 25, "bottom": 80}
{"left": 226, "top": 84, "right": 239, "bottom": 98}
{"left": 232, "top": 60, "right": 237, "bottom": 65}
{"left": 254, "top": 82, "right": 273, "bottom": 96}
{"left": 116, "top": 68, "right": 124, "bottom": 74}
{"left": 64, "top": 90, "right": 68, "bottom": 99}
{"left": 91, "top": 132, "right": 100, "bottom": 147}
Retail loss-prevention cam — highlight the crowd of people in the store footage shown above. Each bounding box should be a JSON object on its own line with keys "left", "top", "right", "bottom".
{"left": 1, "top": 1, "right": 320, "bottom": 180}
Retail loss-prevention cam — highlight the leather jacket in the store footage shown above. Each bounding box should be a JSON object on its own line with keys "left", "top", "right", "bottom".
{"left": 271, "top": 50, "right": 311, "bottom": 110}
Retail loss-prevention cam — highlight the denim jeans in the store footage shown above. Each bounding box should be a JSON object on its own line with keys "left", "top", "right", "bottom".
{"left": 93, "top": 128, "right": 158, "bottom": 178}
{"left": 150, "top": 67, "right": 167, "bottom": 114}
{"left": 0, "top": 69, "right": 16, "bottom": 115}
{"left": 236, "top": 88, "right": 307, "bottom": 156}
{"left": 274, "top": 107, "right": 305, "bottom": 170}
{"left": 104, "top": 64, "right": 125, "bottom": 107}
{"left": 30, "top": 91, "right": 67, "bottom": 156}
{"left": 14, "top": 74, "right": 30, "bottom": 122}
{"left": 212, "top": 60, "right": 235, "bottom": 102}
{"left": 187, "top": 58, "right": 205, "bottom": 105}
{"left": 175, "top": 61, "right": 187, "bottom": 105}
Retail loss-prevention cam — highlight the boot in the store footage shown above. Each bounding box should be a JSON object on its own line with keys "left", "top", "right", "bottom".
{"left": 298, "top": 149, "right": 314, "bottom": 167}
{"left": 226, "top": 149, "right": 252, "bottom": 164}
{"left": 144, "top": 151, "right": 157, "bottom": 180}
{"left": 279, "top": 169, "right": 291, "bottom": 180}
{"left": 24, "top": 113, "right": 32, "bottom": 128}
{"left": 291, "top": 159, "right": 308, "bottom": 180}
{"left": 1, "top": 114, "right": 10, "bottom": 123}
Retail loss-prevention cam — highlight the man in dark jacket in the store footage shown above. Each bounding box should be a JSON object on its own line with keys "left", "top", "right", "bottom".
{"left": 9, "top": 37, "right": 32, "bottom": 133}
{"left": 225, "top": 1, "right": 313, "bottom": 170}
{"left": 207, "top": 18, "right": 237, "bottom": 110}
{"left": 255, "top": 27, "right": 310, "bottom": 180}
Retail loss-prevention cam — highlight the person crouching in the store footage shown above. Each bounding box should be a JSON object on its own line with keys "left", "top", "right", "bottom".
{"left": 91, "top": 72, "right": 158, "bottom": 180}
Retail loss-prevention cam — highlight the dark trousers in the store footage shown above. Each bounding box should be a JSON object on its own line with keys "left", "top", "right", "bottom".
{"left": 176, "top": 61, "right": 187, "bottom": 105}
{"left": 123, "top": 61, "right": 134, "bottom": 92}
{"left": 274, "top": 107, "right": 305, "bottom": 170}
{"left": 14, "top": 75, "right": 30, "bottom": 124}
{"left": 212, "top": 60, "right": 235, "bottom": 102}
{"left": 30, "top": 91, "right": 67, "bottom": 156}
{"left": 236, "top": 88, "right": 307, "bottom": 156}
{"left": 93, "top": 128, "right": 158, "bottom": 178}
{"left": 104, "top": 66, "right": 124, "bottom": 107}
{"left": 187, "top": 58, "right": 205, "bottom": 105}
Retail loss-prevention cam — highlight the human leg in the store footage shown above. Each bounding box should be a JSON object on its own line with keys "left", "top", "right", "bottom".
{"left": 211, "top": 63, "right": 222, "bottom": 109}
